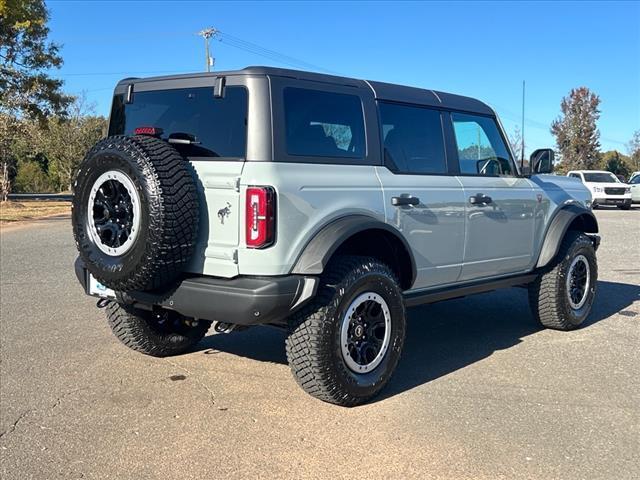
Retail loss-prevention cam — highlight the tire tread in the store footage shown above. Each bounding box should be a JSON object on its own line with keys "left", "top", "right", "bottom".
{"left": 72, "top": 135, "right": 199, "bottom": 291}
{"left": 106, "top": 302, "right": 210, "bottom": 357}
{"left": 528, "top": 231, "right": 597, "bottom": 330}
{"left": 285, "top": 256, "right": 405, "bottom": 406}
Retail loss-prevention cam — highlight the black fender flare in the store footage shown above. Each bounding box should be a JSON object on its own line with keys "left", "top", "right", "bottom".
{"left": 536, "top": 204, "right": 599, "bottom": 268}
{"left": 291, "top": 215, "right": 417, "bottom": 286}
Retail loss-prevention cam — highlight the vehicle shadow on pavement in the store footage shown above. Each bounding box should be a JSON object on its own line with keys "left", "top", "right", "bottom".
{"left": 197, "top": 325, "right": 289, "bottom": 364}
{"left": 380, "top": 280, "right": 639, "bottom": 401}
{"left": 587, "top": 280, "right": 640, "bottom": 324}
{"left": 194, "top": 280, "right": 639, "bottom": 401}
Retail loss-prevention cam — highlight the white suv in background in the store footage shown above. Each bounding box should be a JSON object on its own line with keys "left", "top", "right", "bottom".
{"left": 629, "top": 172, "right": 640, "bottom": 204}
{"left": 567, "top": 170, "right": 632, "bottom": 209}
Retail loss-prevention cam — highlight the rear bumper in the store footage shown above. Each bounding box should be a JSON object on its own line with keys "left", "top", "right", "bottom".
{"left": 75, "top": 258, "right": 317, "bottom": 325}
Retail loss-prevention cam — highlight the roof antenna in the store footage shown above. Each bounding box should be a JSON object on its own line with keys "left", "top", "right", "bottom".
{"left": 521, "top": 80, "right": 526, "bottom": 173}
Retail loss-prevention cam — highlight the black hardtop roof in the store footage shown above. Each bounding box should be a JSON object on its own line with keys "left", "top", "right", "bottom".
{"left": 118, "top": 66, "right": 494, "bottom": 115}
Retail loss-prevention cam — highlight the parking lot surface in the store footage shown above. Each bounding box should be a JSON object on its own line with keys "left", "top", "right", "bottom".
{"left": 1, "top": 207, "right": 638, "bottom": 479}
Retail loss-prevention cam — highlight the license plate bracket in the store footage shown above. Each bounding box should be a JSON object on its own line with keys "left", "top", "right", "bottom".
{"left": 87, "top": 273, "right": 116, "bottom": 299}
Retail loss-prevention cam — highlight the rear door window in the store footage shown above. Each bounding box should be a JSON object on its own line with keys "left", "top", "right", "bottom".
{"left": 379, "top": 102, "right": 447, "bottom": 174}
{"left": 109, "top": 86, "right": 248, "bottom": 158}
{"left": 283, "top": 87, "right": 365, "bottom": 158}
{"left": 451, "top": 113, "right": 514, "bottom": 176}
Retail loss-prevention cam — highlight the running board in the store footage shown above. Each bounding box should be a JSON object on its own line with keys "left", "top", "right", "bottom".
{"left": 403, "top": 273, "right": 537, "bottom": 307}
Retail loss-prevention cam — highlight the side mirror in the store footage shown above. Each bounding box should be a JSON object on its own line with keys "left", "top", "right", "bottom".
{"left": 530, "top": 149, "right": 555, "bottom": 174}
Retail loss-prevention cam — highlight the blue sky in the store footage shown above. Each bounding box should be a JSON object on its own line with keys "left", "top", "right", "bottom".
{"left": 47, "top": 0, "right": 639, "bottom": 155}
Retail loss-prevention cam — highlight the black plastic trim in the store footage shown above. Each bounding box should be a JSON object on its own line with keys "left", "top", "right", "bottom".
{"left": 592, "top": 198, "right": 632, "bottom": 206}
{"left": 404, "top": 273, "right": 537, "bottom": 307}
{"left": 291, "top": 215, "right": 417, "bottom": 287}
{"left": 75, "top": 258, "right": 317, "bottom": 325}
{"left": 535, "top": 204, "right": 599, "bottom": 268}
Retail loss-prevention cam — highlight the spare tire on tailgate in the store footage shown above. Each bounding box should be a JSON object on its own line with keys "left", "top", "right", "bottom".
{"left": 72, "top": 135, "right": 199, "bottom": 292}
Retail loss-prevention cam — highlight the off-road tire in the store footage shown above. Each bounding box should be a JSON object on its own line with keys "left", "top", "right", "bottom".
{"left": 285, "top": 256, "right": 406, "bottom": 407}
{"left": 106, "top": 302, "right": 210, "bottom": 357}
{"left": 528, "top": 231, "right": 597, "bottom": 330}
{"left": 72, "top": 135, "right": 199, "bottom": 292}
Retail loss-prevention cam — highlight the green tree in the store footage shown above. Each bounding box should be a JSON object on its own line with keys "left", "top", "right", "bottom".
{"left": 551, "top": 87, "right": 601, "bottom": 171}
{"left": 553, "top": 162, "right": 570, "bottom": 176}
{"left": 39, "top": 95, "right": 107, "bottom": 191}
{"left": 13, "top": 160, "right": 52, "bottom": 192}
{"left": 599, "top": 150, "right": 632, "bottom": 179}
{"left": 0, "top": 0, "right": 72, "bottom": 120}
{"left": 0, "top": 111, "right": 21, "bottom": 201}
{"left": 459, "top": 145, "right": 495, "bottom": 160}
{"left": 1, "top": 0, "right": 73, "bottom": 198}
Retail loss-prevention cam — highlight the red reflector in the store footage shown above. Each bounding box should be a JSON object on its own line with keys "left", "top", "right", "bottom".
{"left": 134, "top": 126, "right": 163, "bottom": 137}
{"left": 246, "top": 187, "right": 275, "bottom": 248}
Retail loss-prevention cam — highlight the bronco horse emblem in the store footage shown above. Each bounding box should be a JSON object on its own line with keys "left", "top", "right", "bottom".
{"left": 217, "top": 202, "right": 232, "bottom": 224}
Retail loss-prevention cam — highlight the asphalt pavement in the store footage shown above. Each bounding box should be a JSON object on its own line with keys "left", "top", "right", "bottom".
{"left": 1, "top": 207, "right": 638, "bottom": 479}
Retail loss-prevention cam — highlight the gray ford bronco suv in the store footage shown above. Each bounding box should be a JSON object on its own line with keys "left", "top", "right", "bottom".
{"left": 72, "top": 67, "right": 600, "bottom": 406}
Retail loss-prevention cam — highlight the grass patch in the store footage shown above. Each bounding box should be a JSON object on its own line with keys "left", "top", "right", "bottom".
{"left": 0, "top": 200, "right": 71, "bottom": 223}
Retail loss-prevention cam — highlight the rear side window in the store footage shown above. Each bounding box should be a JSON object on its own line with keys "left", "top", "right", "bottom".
{"left": 451, "top": 113, "right": 514, "bottom": 176}
{"left": 109, "top": 86, "right": 247, "bottom": 158}
{"left": 283, "top": 87, "right": 365, "bottom": 158}
{"left": 379, "top": 102, "right": 446, "bottom": 174}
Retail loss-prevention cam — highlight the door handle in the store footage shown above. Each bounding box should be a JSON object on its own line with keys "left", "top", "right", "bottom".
{"left": 469, "top": 193, "right": 493, "bottom": 205}
{"left": 391, "top": 195, "right": 420, "bottom": 206}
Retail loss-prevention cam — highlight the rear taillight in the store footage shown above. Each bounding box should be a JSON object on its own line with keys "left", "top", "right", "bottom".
{"left": 246, "top": 187, "right": 276, "bottom": 248}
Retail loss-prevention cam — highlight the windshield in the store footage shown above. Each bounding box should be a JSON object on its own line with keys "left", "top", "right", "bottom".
{"left": 583, "top": 172, "right": 618, "bottom": 183}
{"left": 630, "top": 175, "right": 640, "bottom": 184}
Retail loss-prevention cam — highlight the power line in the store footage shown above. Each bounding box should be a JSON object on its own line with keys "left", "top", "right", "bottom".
{"left": 216, "top": 30, "right": 339, "bottom": 75}
{"left": 50, "top": 29, "right": 631, "bottom": 146}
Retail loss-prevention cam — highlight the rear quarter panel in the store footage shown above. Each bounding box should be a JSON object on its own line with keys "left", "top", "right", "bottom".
{"left": 237, "top": 162, "right": 385, "bottom": 275}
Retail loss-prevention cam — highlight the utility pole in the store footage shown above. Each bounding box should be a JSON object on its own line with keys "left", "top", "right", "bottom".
{"left": 198, "top": 27, "right": 218, "bottom": 72}
{"left": 521, "top": 80, "right": 526, "bottom": 168}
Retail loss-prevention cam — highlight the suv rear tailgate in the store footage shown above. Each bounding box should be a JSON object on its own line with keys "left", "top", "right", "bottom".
{"left": 108, "top": 77, "right": 249, "bottom": 277}
{"left": 187, "top": 161, "right": 243, "bottom": 277}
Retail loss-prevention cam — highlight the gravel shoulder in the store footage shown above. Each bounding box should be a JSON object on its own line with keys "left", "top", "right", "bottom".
{"left": 0, "top": 200, "right": 71, "bottom": 226}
